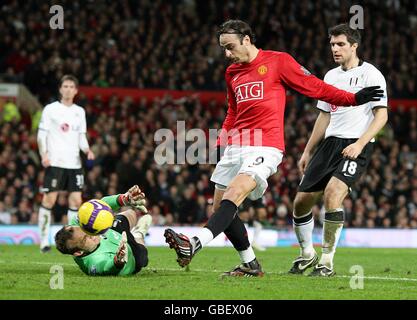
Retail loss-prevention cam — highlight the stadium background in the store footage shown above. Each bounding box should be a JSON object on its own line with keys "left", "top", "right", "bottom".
{"left": 0, "top": 0, "right": 416, "bottom": 244}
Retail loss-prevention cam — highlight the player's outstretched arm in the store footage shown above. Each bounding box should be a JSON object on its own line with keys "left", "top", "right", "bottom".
{"left": 100, "top": 185, "right": 147, "bottom": 213}
{"left": 120, "top": 185, "right": 148, "bottom": 213}
{"left": 278, "top": 53, "right": 383, "bottom": 106}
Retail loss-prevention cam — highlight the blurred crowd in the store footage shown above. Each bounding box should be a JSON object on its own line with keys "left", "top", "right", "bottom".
{"left": 0, "top": 92, "right": 416, "bottom": 229}
{"left": 0, "top": 0, "right": 416, "bottom": 103}
{"left": 0, "top": 0, "right": 417, "bottom": 229}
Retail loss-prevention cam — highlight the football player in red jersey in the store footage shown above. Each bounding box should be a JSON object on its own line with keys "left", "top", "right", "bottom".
{"left": 165, "top": 20, "right": 383, "bottom": 277}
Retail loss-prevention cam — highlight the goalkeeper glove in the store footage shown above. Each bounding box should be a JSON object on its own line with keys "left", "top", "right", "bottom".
{"left": 114, "top": 231, "right": 128, "bottom": 268}
{"left": 355, "top": 86, "right": 384, "bottom": 105}
{"left": 120, "top": 185, "right": 148, "bottom": 213}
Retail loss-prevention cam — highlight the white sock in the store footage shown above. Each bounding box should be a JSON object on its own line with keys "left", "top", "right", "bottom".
{"left": 67, "top": 208, "right": 78, "bottom": 223}
{"left": 320, "top": 209, "right": 344, "bottom": 269}
{"left": 293, "top": 211, "right": 315, "bottom": 258}
{"left": 39, "top": 206, "right": 51, "bottom": 248}
{"left": 238, "top": 247, "right": 256, "bottom": 264}
{"left": 193, "top": 227, "right": 214, "bottom": 247}
{"left": 253, "top": 220, "right": 262, "bottom": 244}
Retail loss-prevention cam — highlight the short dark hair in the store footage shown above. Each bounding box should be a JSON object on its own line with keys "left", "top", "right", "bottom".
{"left": 328, "top": 23, "right": 361, "bottom": 46}
{"left": 217, "top": 19, "right": 256, "bottom": 44}
{"left": 55, "top": 226, "right": 79, "bottom": 255}
{"left": 59, "top": 74, "right": 79, "bottom": 88}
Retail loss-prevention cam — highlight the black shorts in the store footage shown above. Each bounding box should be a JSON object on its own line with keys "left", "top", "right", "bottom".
{"left": 42, "top": 166, "right": 84, "bottom": 193}
{"left": 298, "top": 137, "right": 374, "bottom": 193}
{"left": 111, "top": 214, "right": 149, "bottom": 274}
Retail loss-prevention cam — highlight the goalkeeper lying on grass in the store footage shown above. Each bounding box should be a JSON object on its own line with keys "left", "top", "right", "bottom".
{"left": 55, "top": 185, "right": 152, "bottom": 276}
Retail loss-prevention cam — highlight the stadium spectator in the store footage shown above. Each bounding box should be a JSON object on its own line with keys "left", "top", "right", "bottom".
{"left": 0, "top": 90, "right": 416, "bottom": 230}
{"left": 0, "top": 1, "right": 416, "bottom": 234}
{"left": 1, "top": 99, "right": 21, "bottom": 123}
{"left": 0, "top": 1, "right": 415, "bottom": 102}
{"left": 0, "top": 201, "right": 12, "bottom": 225}
{"left": 14, "top": 198, "right": 36, "bottom": 224}
{"left": 178, "top": 187, "right": 199, "bottom": 224}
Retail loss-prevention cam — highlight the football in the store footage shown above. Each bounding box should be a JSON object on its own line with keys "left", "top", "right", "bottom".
{"left": 78, "top": 199, "right": 114, "bottom": 235}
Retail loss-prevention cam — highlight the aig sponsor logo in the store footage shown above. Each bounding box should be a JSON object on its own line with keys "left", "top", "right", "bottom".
{"left": 235, "top": 81, "right": 263, "bottom": 104}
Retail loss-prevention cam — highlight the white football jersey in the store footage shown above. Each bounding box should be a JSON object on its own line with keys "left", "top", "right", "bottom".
{"left": 38, "top": 101, "right": 87, "bottom": 169}
{"left": 316, "top": 61, "right": 388, "bottom": 139}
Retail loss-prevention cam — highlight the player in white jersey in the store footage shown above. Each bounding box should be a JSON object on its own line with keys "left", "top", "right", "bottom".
{"left": 37, "top": 75, "right": 95, "bottom": 253}
{"left": 289, "top": 24, "right": 388, "bottom": 276}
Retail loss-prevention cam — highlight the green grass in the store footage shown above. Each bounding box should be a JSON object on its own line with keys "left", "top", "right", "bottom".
{"left": 1, "top": 245, "right": 416, "bottom": 300}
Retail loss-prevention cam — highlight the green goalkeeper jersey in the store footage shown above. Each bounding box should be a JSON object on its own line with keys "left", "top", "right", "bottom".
{"left": 70, "top": 195, "right": 136, "bottom": 276}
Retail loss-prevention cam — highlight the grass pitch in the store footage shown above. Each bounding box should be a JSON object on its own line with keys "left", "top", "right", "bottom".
{"left": 1, "top": 245, "right": 416, "bottom": 300}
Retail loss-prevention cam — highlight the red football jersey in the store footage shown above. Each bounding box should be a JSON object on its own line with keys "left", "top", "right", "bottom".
{"left": 217, "top": 49, "right": 356, "bottom": 151}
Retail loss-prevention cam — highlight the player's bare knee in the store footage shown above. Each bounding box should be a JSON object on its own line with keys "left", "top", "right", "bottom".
{"left": 293, "top": 200, "right": 309, "bottom": 218}
{"left": 293, "top": 203, "right": 303, "bottom": 218}
{"left": 123, "top": 208, "right": 136, "bottom": 215}
{"left": 223, "top": 185, "right": 244, "bottom": 204}
{"left": 293, "top": 193, "right": 314, "bottom": 218}
{"left": 68, "top": 193, "right": 82, "bottom": 208}
{"left": 42, "top": 199, "right": 53, "bottom": 209}
{"left": 225, "top": 174, "right": 256, "bottom": 198}
{"left": 42, "top": 193, "right": 57, "bottom": 208}
{"left": 323, "top": 188, "right": 343, "bottom": 210}
{"left": 213, "top": 187, "right": 225, "bottom": 212}
{"left": 120, "top": 208, "right": 136, "bottom": 220}
{"left": 71, "top": 199, "right": 82, "bottom": 209}
{"left": 120, "top": 209, "right": 137, "bottom": 228}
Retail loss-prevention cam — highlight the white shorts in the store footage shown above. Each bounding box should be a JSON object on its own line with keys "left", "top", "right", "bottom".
{"left": 210, "top": 145, "right": 283, "bottom": 200}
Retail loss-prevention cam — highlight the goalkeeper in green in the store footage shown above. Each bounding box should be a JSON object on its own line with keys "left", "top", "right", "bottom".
{"left": 54, "top": 185, "right": 152, "bottom": 276}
